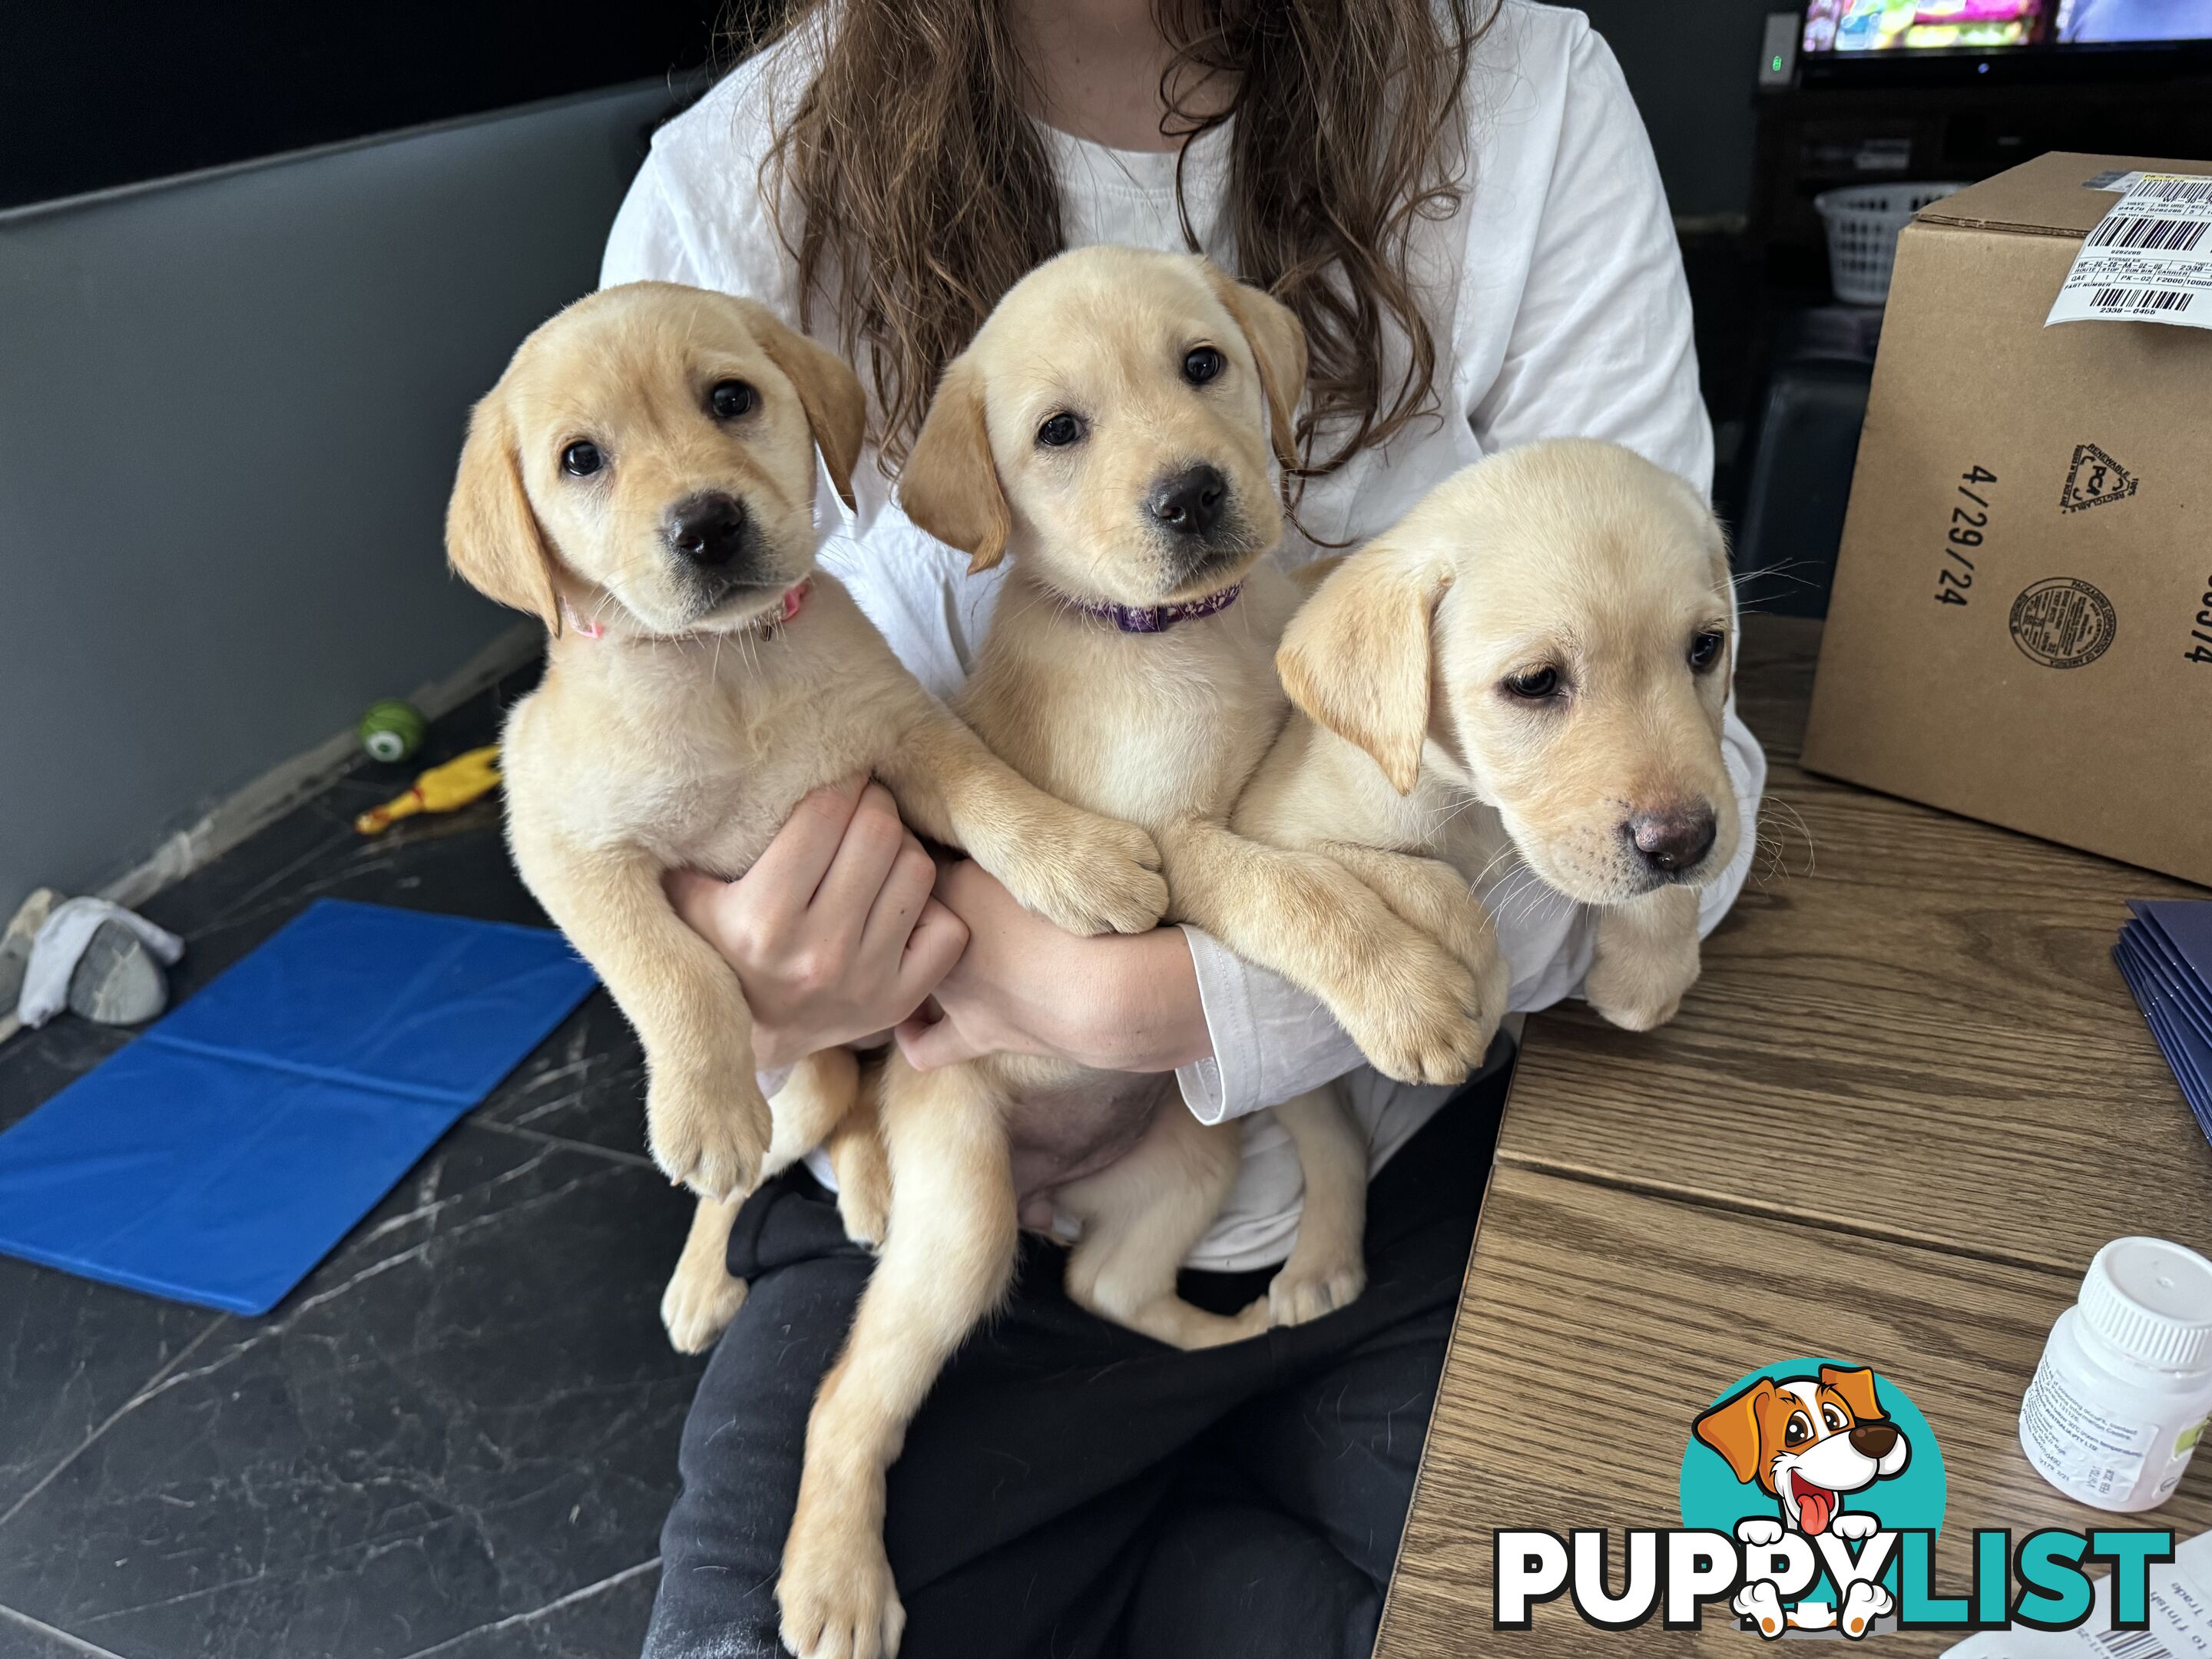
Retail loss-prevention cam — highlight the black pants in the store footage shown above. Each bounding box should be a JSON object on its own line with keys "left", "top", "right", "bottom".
{"left": 644, "top": 1069, "right": 1506, "bottom": 1659}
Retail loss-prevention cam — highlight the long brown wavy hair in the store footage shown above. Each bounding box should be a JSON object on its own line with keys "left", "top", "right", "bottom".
{"left": 736, "top": 0, "right": 1488, "bottom": 478}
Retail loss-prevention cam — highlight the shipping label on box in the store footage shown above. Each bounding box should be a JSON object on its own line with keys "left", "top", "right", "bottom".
{"left": 1803, "top": 152, "right": 2212, "bottom": 886}
{"left": 2047, "top": 171, "right": 2212, "bottom": 329}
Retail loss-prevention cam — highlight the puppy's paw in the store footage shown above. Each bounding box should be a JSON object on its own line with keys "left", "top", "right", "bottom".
{"left": 647, "top": 1068, "right": 772, "bottom": 1200}
{"left": 780, "top": 1517, "right": 905, "bottom": 1659}
{"left": 1734, "top": 1517, "right": 1785, "bottom": 1548}
{"left": 1830, "top": 1511, "right": 1880, "bottom": 1542}
{"left": 1840, "top": 1580, "right": 1892, "bottom": 1639}
{"left": 1583, "top": 932, "right": 1699, "bottom": 1031}
{"left": 1734, "top": 1581, "right": 1787, "bottom": 1640}
{"left": 1584, "top": 891, "right": 1701, "bottom": 1032}
{"left": 661, "top": 1262, "right": 747, "bottom": 1355}
{"left": 1396, "top": 886, "right": 1508, "bottom": 1056}
{"left": 1268, "top": 1253, "right": 1366, "bottom": 1327}
{"left": 1000, "top": 813, "right": 1168, "bottom": 937}
{"left": 1333, "top": 954, "right": 1492, "bottom": 1086}
{"left": 1382, "top": 857, "right": 1510, "bottom": 1018}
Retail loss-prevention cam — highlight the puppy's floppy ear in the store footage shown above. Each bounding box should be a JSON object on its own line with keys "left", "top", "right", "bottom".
{"left": 1204, "top": 265, "right": 1308, "bottom": 472}
{"left": 446, "top": 390, "right": 561, "bottom": 635}
{"left": 1694, "top": 1379, "right": 1777, "bottom": 1488}
{"left": 899, "top": 356, "right": 1010, "bottom": 575}
{"left": 733, "top": 298, "right": 866, "bottom": 513}
{"left": 1819, "top": 1366, "right": 1885, "bottom": 1425}
{"left": 1277, "top": 531, "right": 1452, "bottom": 795}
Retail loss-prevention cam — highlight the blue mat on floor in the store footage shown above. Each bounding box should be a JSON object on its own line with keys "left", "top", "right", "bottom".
{"left": 0, "top": 899, "right": 596, "bottom": 1314}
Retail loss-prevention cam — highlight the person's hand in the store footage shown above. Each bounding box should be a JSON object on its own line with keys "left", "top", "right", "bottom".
{"left": 893, "top": 858, "right": 1210, "bottom": 1073}
{"left": 667, "top": 776, "right": 969, "bottom": 1073}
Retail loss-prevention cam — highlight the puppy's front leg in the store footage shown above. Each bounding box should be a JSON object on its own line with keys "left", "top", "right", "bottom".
{"left": 779, "top": 1055, "right": 1017, "bottom": 1659}
{"left": 1584, "top": 883, "right": 1702, "bottom": 1031}
{"left": 508, "top": 827, "right": 770, "bottom": 1198}
{"left": 1157, "top": 817, "right": 1492, "bottom": 1086}
{"left": 1316, "top": 843, "right": 1508, "bottom": 1054}
{"left": 661, "top": 1048, "right": 881, "bottom": 1353}
{"left": 875, "top": 707, "right": 1167, "bottom": 938}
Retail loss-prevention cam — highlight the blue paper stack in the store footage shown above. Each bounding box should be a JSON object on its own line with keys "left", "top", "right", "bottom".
{"left": 2116, "top": 900, "right": 2212, "bottom": 1139}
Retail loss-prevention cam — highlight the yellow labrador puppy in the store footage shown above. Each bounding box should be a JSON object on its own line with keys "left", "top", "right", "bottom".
{"left": 1240, "top": 439, "right": 1743, "bottom": 1033}
{"left": 445, "top": 282, "right": 1171, "bottom": 1349}
{"left": 773, "top": 248, "right": 1495, "bottom": 1659}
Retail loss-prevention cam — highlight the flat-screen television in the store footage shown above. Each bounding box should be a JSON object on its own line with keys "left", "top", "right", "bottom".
{"left": 1800, "top": 0, "right": 2212, "bottom": 81}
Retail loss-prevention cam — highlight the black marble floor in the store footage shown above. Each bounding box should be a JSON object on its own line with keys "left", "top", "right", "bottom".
{"left": 0, "top": 667, "right": 701, "bottom": 1659}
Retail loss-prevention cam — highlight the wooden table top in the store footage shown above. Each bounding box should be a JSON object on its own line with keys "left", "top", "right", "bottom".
{"left": 1376, "top": 615, "right": 2212, "bottom": 1657}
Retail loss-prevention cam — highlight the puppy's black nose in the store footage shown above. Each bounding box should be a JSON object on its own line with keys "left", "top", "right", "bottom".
{"left": 1148, "top": 465, "right": 1226, "bottom": 538}
{"left": 1627, "top": 805, "right": 1718, "bottom": 875}
{"left": 1849, "top": 1421, "right": 1899, "bottom": 1459}
{"left": 667, "top": 492, "right": 749, "bottom": 568}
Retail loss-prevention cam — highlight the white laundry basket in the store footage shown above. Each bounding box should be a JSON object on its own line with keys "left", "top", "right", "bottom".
{"left": 1813, "top": 182, "right": 1971, "bottom": 306}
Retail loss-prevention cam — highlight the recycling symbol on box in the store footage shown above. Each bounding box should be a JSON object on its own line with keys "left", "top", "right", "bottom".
{"left": 2058, "top": 442, "right": 2137, "bottom": 513}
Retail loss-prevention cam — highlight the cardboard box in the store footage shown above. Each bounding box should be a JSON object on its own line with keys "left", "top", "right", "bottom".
{"left": 1803, "top": 151, "right": 2212, "bottom": 886}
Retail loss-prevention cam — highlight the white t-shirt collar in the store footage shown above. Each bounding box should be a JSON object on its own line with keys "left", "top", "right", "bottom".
{"left": 1031, "top": 115, "right": 1230, "bottom": 193}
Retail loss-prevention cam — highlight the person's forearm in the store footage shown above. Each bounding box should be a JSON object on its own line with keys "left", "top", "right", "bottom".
{"left": 1058, "top": 927, "right": 1212, "bottom": 1074}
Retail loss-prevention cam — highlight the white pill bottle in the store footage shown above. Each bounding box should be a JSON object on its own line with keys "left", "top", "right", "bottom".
{"left": 2021, "top": 1237, "right": 2212, "bottom": 1512}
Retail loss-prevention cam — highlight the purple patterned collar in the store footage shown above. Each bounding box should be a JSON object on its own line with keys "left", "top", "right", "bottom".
{"left": 1066, "top": 581, "right": 1245, "bottom": 634}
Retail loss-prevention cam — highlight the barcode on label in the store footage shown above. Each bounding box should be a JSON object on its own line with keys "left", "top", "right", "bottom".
{"left": 2092, "top": 1629, "right": 2174, "bottom": 1659}
{"left": 2089, "top": 286, "right": 2196, "bottom": 313}
{"left": 2132, "top": 177, "right": 2212, "bottom": 207}
{"left": 2088, "top": 215, "right": 2212, "bottom": 253}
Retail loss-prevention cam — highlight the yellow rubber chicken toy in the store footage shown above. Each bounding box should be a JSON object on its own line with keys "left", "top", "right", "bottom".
{"left": 355, "top": 746, "right": 503, "bottom": 835}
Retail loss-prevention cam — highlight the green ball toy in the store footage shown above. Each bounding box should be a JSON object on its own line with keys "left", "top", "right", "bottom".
{"left": 358, "top": 699, "right": 427, "bottom": 765}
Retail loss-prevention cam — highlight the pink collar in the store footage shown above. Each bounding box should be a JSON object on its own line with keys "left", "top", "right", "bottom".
{"left": 561, "top": 579, "right": 812, "bottom": 642}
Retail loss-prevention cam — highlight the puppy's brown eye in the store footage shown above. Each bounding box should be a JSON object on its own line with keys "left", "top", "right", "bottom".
{"left": 1183, "top": 346, "right": 1225, "bottom": 386}
{"left": 710, "top": 380, "right": 757, "bottom": 420}
{"left": 1688, "top": 631, "right": 1725, "bottom": 673}
{"left": 561, "top": 441, "right": 604, "bottom": 478}
{"left": 1037, "top": 412, "right": 1085, "bottom": 449}
{"left": 1784, "top": 1413, "right": 1813, "bottom": 1446}
{"left": 1504, "top": 666, "right": 1560, "bottom": 700}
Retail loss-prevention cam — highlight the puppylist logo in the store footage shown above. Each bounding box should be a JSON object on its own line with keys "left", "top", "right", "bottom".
{"left": 1493, "top": 1358, "right": 2176, "bottom": 1640}
{"left": 1684, "top": 1362, "right": 1933, "bottom": 1637}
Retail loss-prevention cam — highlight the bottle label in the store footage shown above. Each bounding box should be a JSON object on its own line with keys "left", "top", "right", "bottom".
{"left": 2155, "top": 1417, "right": 2210, "bottom": 1499}
{"left": 2021, "top": 1356, "right": 2161, "bottom": 1504}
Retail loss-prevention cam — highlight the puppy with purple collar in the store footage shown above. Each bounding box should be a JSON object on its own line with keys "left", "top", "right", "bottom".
{"left": 773, "top": 246, "right": 1499, "bottom": 1659}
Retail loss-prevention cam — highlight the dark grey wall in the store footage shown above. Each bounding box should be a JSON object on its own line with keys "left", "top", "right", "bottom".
{"left": 0, "top": 82, "right": 677, "bottom": 907}
{"left": 1584, "top": 0, "right": 1777, "bottom": 216}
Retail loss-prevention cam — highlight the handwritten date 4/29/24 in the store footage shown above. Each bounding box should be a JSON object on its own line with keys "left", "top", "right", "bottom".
{"left": 1934, "top": 466, "right": 1995, "bottom": 607}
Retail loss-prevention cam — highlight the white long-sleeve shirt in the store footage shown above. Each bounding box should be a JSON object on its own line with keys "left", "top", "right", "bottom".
{"left": 601, "top": 0, "right": 1767, "bottom": 1271}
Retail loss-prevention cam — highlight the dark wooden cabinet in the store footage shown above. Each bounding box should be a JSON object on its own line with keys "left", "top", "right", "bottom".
{"left": 1750, "top": 78, "right": 2212, "bottom": 275}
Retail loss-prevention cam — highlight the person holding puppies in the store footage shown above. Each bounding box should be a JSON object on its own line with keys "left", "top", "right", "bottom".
{"left": 605, "top": 2, "right": 1768, "bottom": 1656}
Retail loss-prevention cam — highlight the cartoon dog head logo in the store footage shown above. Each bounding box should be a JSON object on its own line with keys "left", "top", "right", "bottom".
{"left": 1692, "top": 1364, "right": 1911, "bottom": 1537}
